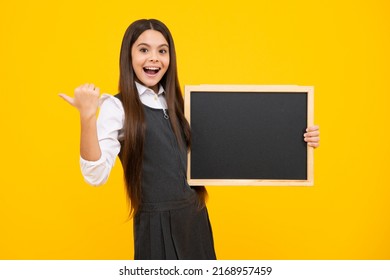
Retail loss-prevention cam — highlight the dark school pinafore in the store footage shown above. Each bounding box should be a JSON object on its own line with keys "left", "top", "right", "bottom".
{"left": 117, "top": 95, "right": 216, "bottom": 260}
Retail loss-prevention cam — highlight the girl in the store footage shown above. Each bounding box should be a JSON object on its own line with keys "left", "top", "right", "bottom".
{"left": 60, "top": 19, "right": 320, "bottom": 260}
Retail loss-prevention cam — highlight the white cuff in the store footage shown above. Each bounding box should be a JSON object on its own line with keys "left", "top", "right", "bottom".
{"left": 80, "top": 156, "right": 111, "bottom": 186}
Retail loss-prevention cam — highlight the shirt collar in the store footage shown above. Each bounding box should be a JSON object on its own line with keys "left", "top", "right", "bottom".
{"left": 135, "top": 82, "right": 165, "bottom": 96}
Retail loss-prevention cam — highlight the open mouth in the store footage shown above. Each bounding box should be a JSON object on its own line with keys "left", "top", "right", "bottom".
{"left": 143, "top": 66, "right": 161, "bottom": 75}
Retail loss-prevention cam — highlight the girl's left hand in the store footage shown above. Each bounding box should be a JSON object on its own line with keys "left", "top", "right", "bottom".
{"left": 304, "top": 125, "right": 320, "bottom": 148}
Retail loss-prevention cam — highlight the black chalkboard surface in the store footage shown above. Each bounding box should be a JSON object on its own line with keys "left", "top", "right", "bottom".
{"left": 184, "top": 85, "right": 314, "bottom": 186}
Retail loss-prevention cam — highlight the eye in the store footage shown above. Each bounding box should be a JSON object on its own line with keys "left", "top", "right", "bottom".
{"left": 159, "top": 49, "right": 168, "bottom": 54}
{"left": 139, "top": 48, "right": 148, "bottom": 53}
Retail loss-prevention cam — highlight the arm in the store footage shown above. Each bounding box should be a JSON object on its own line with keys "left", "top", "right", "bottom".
{"left": 59, "top": 83, "right": 101, "bottom": 161}
{"left": 60, "top": 85, "right": 124, "bottom": 185}
{"left": 304, "top": 125, "right": 320, "bottom": 148}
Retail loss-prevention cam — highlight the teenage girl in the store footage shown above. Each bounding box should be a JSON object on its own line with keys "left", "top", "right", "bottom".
{"left": 60, "top": 19, "right": 320, "bottom": 260}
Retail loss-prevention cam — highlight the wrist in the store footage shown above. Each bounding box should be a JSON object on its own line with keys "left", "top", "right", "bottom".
{"left": 79, "top": 110, "right": 97, "bottom": 121}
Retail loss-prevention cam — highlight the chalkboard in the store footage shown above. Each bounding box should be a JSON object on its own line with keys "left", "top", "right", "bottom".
{"left": 184, "top": 85, "right": 314, "bottom": 186}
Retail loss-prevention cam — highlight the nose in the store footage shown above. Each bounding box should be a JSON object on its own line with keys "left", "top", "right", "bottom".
{"left": 149, "top": 51, "right": 159, "bottom": 62}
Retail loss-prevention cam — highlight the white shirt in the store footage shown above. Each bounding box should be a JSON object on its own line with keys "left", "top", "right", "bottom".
{"left": 80, "top": 82, "right": 167, "bottom": 186}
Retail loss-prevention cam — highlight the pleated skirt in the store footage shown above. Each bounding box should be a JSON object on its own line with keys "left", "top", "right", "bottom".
{"left": 133, "top": 193, "right": 216, "bottom": 260}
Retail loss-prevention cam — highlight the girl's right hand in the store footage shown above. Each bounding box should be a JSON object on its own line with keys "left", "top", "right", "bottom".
{"left": 59, "top": 83, "right": 100, "bottom": 119}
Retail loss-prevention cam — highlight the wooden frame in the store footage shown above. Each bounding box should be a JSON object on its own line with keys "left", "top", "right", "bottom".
{"left": 184, "top": 85, "right": 314, "bottom": 186}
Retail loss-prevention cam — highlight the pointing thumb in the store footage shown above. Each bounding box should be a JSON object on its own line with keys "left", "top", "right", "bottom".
{"left": 58, "top": 93, "right": 74, "bottom": 106}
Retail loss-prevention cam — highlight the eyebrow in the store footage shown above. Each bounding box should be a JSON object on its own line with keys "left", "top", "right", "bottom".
{"left": 136, "top": 43, "right": 169, "bottom": 48}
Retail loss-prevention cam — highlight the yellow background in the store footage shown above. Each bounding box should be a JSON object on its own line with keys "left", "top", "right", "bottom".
{"left": 1, "top": 0, "right": 389, "bottom": 259}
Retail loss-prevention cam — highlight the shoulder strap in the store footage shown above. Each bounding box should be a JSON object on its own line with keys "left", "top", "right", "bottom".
{"left": 114, "top": 93, "right": 122, "bottom": 102}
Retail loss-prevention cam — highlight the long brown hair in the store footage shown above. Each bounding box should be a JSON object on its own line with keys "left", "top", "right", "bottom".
{"left": 118, "top": 19, "right": 206, "bottom": 216}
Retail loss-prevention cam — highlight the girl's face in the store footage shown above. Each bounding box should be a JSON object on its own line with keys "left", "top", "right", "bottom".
{"left": 131, "top": 29, "right": 170, "bottom": 93}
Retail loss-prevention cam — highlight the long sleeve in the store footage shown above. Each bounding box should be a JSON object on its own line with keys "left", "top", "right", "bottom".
{"left": 79, "top": 94, "right": 124, "bottom": 186}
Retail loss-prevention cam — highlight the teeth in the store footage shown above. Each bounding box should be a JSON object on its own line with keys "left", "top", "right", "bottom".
{"left": 144, "top": 67, "right": 160, "bottom": 70}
